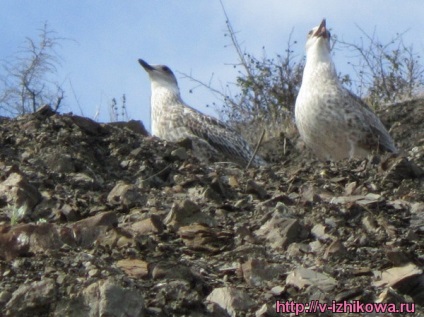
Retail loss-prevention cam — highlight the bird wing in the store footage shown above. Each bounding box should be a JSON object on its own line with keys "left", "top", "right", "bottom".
{"left": 345, "top": 90, "right": 398, "bottom": 154}
{"left": 180, "top": 104, "right": 264, "bottom": 166}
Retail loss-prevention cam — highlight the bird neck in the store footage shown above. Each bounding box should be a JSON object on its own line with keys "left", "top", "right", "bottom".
{"left": 150, "top": 84, "right": 182, "bottom": 137}
{"left": 303, "top": 46, "right": 338, "bottom": 85}
{"left": 151, "top": 80, "right": 181, "bottom": 95}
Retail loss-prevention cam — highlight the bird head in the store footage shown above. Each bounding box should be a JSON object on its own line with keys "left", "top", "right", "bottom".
{"left": 138, "top": 59, "right": 179, "bottom": 90}
{"left": 305, "top": 19, "right": 331, "bottom": 54}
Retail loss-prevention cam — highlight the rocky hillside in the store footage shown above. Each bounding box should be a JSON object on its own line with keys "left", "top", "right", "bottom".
{"left": 0, "top": 101, "right": 423, "bottom": 317}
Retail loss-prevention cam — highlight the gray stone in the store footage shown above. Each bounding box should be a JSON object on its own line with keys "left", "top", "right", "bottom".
{"left": 286, "top": 267, "right": 337, "bottom": 292}
{"left": 206, "top": 287, "right": 254, "bottom": 317}
{"left": 107, "top": 181, "right": 147, "bottom": 208}
{"left": 5, "top": 278, "right": 57, "bottom": 316}
{"left": 255, "top": 211, "right": 303, "bottom": 249}
{"left": 0, "top": 172, "right": 42, "bottom": 220}
{"left": 83, "top": 279, "right": 144, "bottom": 317}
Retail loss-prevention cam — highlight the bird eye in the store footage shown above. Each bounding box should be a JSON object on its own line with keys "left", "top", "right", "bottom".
{"left": 162, "top": 66, "right": 171, "bottom": 72}
{"left": 308, "top": 30, "right": 313, "bottom": 36}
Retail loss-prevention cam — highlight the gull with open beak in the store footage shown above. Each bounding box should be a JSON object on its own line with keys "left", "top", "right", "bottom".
{"left": 295, "top": 19, "right": 397, "bottom": 160}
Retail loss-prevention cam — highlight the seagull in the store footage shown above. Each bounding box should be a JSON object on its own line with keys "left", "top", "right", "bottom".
{"left": 138, "top": 59, "right": 267, "bottom": 167}
{"left": 295, "top": 19, "right": 398, "bottom": 161}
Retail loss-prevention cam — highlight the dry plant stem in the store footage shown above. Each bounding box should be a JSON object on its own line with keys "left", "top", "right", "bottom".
{"left": 141, "top": 164, "right": 171, "bottom": 182}
{"left": 245, "top": 129, "right": 265, "bottom": 170}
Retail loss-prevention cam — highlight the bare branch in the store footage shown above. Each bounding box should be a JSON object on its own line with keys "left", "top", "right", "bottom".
{"left": 339, "top": 26, "right": 424, "bottom": 107}
{"left": 0, "top": 22, "right": 68, "bottom": 115}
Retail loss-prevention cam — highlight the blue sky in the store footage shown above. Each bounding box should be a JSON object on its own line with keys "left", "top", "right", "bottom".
{"left": 1, "top": 1, "right": 424, "bottom": 130}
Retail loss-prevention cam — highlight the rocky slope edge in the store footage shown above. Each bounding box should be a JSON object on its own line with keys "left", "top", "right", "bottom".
{"left": 0, "top": 101, "right": 423, "bottom": 316}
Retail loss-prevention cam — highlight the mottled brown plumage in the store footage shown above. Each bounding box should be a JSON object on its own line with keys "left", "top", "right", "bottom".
{"left": 138, "top": 59, "right": 267, "bottom": 167}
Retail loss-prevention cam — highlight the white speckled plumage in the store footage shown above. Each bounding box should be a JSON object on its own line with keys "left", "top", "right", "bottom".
{"left": 138, "top": 59, "right": 267, "bottom": 167}
{"left": 295, "top": 19, "right": 397, "bottom": 160}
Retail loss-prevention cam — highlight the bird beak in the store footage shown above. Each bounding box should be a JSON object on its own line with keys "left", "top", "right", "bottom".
{"left": 138, "top": 59, "right": 155, "bottom": 72}
{"left": 314, "top": 19, "right": 328, "bottom": 38}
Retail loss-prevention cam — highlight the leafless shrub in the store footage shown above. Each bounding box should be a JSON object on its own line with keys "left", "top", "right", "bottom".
{"left": 183, "top": 12, "right": 424, "bottom": 143}
{"left": 0, "top": 22, "right": 66, "bottom": 116}
{"left": 337, "top": 27, "right": 424, "bottom": 108}
{"left": 183, "top": 8, "right": 304, "bottom": 143}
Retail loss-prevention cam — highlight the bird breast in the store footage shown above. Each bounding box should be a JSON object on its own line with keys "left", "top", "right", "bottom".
{"left": 151, "top": 89, "right": 190, "bottom": 141}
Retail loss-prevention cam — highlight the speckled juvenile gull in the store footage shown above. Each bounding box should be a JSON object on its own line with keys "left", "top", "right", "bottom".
{"left": 295, "top": 19, "right": 397, "bottom": 161}
{"left": 138, "top": 59, "right": 267, "bottom": 167}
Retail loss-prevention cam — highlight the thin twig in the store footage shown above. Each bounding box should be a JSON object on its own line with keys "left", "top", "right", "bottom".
{"left": 141, "top": 164, "right": 172, "bottom": 182}
{"left": 245, "top": 128, "right": 265, "bottom": 170}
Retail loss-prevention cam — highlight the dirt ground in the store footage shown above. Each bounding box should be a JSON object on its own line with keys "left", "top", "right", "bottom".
{"left": 0, "top": 100, "right": 423, "bottom": 316}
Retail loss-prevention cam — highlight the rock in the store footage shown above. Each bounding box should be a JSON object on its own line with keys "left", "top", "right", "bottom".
{"left": 270, "top": 286, "right": 285, "bottom": 296}
{"left": 116, "top": 259, "right": 149, "bottom": 279}
{"left": 0, "top": 290, "right": 12, "bottom": 306}
{"left": 374, "top": 263, "right": 424, "bottom": 305}
{"left": 0, "top": 223, "right": 64, "bottom": 260}
{"left": 107, "top": 182, "right": 147, "bottom": 208}
{"left": 300, "top": 184, "right": 321, "bottom": 203}
{"left": 129, "top": 215, "right": 164, "bottom": 235}
{"left": 43, "top": 152, "right": 76, "bottom": 173}
{"left": 334, "top": 288, "right": 365, "bottom": 302}
{"left": 255, "top": 303, "right": 279, "bottom": 317}
{"left": 240, "top": 258, "right": 284, "bottom": 287}
{"left": 323, "top": 239, "right": 347, "bottom": 259}
{"left": 246, "top": 179, "right": 268, "bottom": 199}
{"left": 385, "top": 245, "right": 413, "bottom": 266}
{"left": 255, "top": 211, "right": 304, "bottom": 249}
{"left": 228, "top": 175, "right": 240, "bottom": 188}
{"left": 329, "top": 193, "right": 382, "bottom": 206}
{"left": 71, "top": 211, "right": 118, "bottom": 248}
{"left": 361, "top": 214, "right": 379, "bottom": 234}
{"left": 69, "top": 172, "right": 100, "bottom": 189}
{"left": 69, "top": 115, "right": 104, "bottom": 135}
{"left": 54, "top": 297, "right": 87, "bottom": 317}
{"left": 106, "top": 120, "right": 149, "bottom": 136}
{"left": 286, "top": 267, "right": 337, "bottom": 292}
{"left": 178, "top": 223, "right": 233, "bottom": 253}
{"left": 0, "top": 172, "right": 42, "bottom": 220}
{"left": 82, "top": 279, "right": 144, "bottom": 317}
{"left": 72, "top": 211, "right": 118, "bottom": 230}
{"left": 311, "top": 223, "right": 333, "bottom": 241}
{"left": 60, "top": 203, "right": 79, "bottom": 222}
{"left": 72, "top": 225, "right": 110, "bottom": 249}
{"left": 382, "top": 155, "right": 424, "bottom": 181}
{"left": 376, "top": 287, "right": 410, "bottom": 304}
{"left": 206, "top": 287, "right": 254, "bottom": 317}
{"left": 171, "top": 147, "right": 188, "bottom": 160}
{"left": 202, "top": 186, "right": 223, "bottom": 202}
{"left": 211, "top": 176, "right": 227, "bottom": 195}
{"left": 152, "top": 279, "right": 205, "bottom": 314}
{"left": 5, "top": 278, "right": 57, "bottom": 316}
{"left": 344, "top": 181, "right": 358, "bottom": 195}
{"left": 286, "top": 242, "right": 310, "bottom": 258}
{"left": 164, "top": 199, "right": 216, "bottom": 230}
{"left": 95, "top": 227, "right": 136, "bottom": 248}
{"left": 410, "top": 202, "right": 424, "bottom": 232}
{"left": 35, "top": 104, "right": 55, "bottom": 117}
{"left": 0, "top": 98, "right": 423, "bottom": 315}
